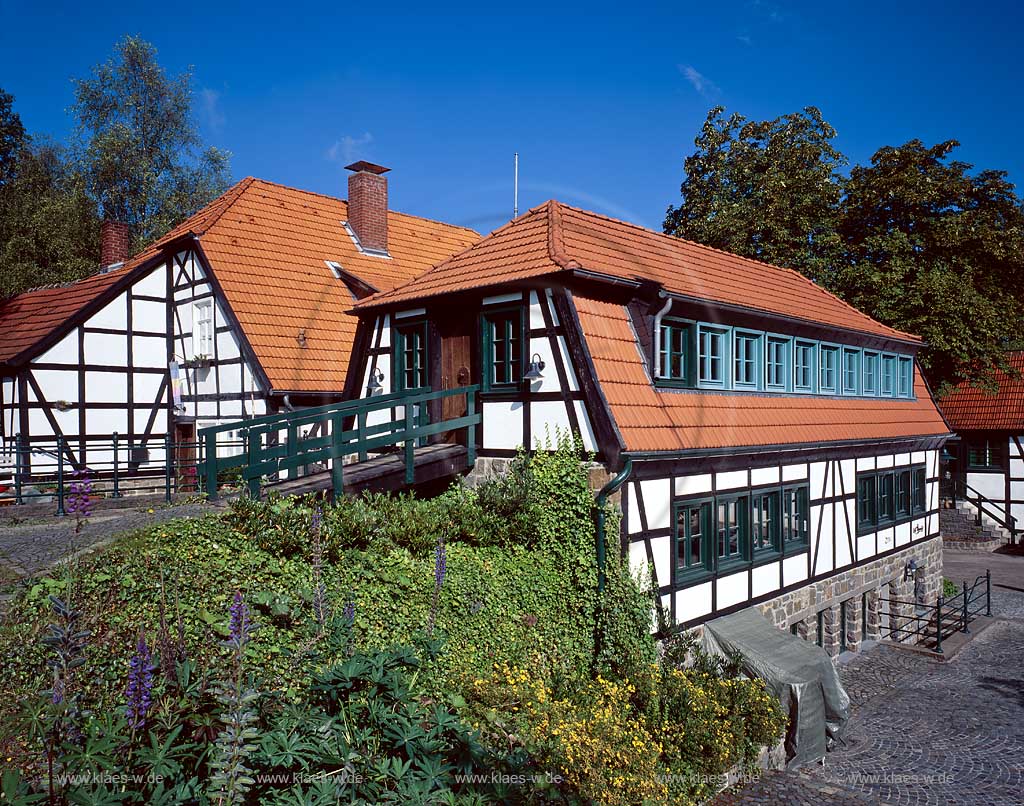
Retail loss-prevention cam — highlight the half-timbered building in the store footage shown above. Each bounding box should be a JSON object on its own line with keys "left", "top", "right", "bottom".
{"left": 0, "top": 163, "right": 478, "bottom": 479}
{"left": 345, "top": 200, "right": 953, "bottom": 653}
{"left": 938, "top": 351, "right": 1024, "bottom": 540}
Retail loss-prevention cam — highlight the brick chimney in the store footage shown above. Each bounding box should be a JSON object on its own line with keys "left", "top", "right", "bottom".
{"left": 100, "top": 220, "right": 130, "bottom": 271}
{"left": 345, "top": 161, "right": 390, "bottom": 254}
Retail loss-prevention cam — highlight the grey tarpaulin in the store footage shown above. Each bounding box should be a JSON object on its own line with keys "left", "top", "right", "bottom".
{"left": 699, "top": 608, "right": 849, "bottom": 767}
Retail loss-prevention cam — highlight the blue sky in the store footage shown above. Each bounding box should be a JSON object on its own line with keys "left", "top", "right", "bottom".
{"left": 1, "top": 0, "right": 1021, "bottom": 235}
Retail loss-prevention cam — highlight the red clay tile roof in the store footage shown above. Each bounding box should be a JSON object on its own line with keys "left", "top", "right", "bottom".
{"left": 574, "top": 295, "right": 949, "bottom": 452}
{"left": 357, "top": 200, "right": 920, "bottom": 344}
{"left": 939, "top": 352, "right": 1024, "bottom": 431}
{"left": 0, "top": 178, "right": 479, "bottom": 392}
{"left": 0, "top": 181, "right": 244, "bottom": 367}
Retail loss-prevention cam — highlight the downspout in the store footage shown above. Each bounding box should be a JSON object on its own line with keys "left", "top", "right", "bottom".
{"left": 594, "top": 455, "right": 633, "bottom": 594}
{"left": 651, "top": 294, "right": 673, "bottom": 380}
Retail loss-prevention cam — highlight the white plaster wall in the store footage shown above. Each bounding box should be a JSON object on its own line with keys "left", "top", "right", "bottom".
{"left": 482, "top": 401, "right": 523, "bottom": 450}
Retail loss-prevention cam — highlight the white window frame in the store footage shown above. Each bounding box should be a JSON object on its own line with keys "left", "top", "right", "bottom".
{"left": 193, "top": 299, "right": 214, "bottom": 357}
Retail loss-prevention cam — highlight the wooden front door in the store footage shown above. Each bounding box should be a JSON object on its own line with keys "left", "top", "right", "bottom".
{"left": 174, "top": 421, "right": 197, "bottom": 492}
{"left": 436, "top": 311, "right": 475, "bottom": 444}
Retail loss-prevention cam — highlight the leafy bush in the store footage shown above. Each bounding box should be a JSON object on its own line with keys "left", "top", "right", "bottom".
{"left": 0, "top": 433, "right": 787, "bottom": 803}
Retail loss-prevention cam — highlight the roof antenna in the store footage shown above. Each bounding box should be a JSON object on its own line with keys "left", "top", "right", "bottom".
{"left": 513, "top": 152, "right": 519, "bottom": 219}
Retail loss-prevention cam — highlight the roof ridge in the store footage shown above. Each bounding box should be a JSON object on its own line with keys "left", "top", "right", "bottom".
{"left": 354, "top": 205, "right": 551, "bottom": 308}
{"left": 246, "top": 177, "right": 479, "bottom": 236}
{"left": 555, "top": 201, "right": 919, "bottom": 342}
{"left": 193, "top": 176, "right": 258, "bottom": 236}
{"left": 546, "top": 200, "right": 581, "bottom": 269}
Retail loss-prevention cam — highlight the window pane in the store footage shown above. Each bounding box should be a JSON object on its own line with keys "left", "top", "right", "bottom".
{"left": 896, "top": 471, "right": 910, "bottom": 516}
{"left": 912, "top": 468, "right": 926, "bottom": 512}
{"left": 863, "top": 353, "right": 878, "bottom": 394}
{"left": 767, "top": 338, "right": 787, "bottom": 387}
{"left": 843, "top": 349, "right": 859, "bottom": 393}
{"left": 898, "top": 357, "right": 913, "bottom": 397}
{"left": 879, "top": 473, "right": 894, "bottom": 522}
{"left": 858, "top": 476, "right": 877, "bottom": 526}
{"left": 820, "top": 347, "right": 837, "bottom": 391}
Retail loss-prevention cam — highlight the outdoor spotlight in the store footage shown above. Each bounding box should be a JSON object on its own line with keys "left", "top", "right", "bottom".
{"left": 523, "top": 353, "right": 546, "bottom": 381}
{"left": 366, "top": 367, "right": 385, "bottom": 396}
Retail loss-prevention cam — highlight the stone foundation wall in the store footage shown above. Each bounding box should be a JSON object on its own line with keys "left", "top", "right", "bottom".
{"left": 756, "top": 536, "right": 944, "bottom": 659}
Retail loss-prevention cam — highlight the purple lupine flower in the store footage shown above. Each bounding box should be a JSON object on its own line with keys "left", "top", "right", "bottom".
{"left": 311, "top": 506, "right": 322, "bottom": 536}
{"left": 125, "top": 632, "right": 154, "bottom": 730}
{"left": 342, "top": 600, "right": 355, "bottom": 625}
{"left": 434, "top": 540, "right": 447, "bottom": 590}
{"left": 67, "top": 469, "right": 93, "bottom": 519}
{"left": 229, "top": 590, "right": 249, "bottom": 646}
{"left": 51, "top": 670, "right": 65, "bottom": 706}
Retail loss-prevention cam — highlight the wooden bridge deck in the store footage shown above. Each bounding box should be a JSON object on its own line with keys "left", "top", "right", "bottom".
{"left": 264, "top": 443, "right": 469, "bottom": 498}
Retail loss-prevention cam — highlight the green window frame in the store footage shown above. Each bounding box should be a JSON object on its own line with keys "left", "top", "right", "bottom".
{"left": 766, "top": 336, "right": 790, "bottom": 389}
{"left": 878, "top": 472, "right": 894, "bottom": 522}
{"left": 394, "top": 320, "right": 428, "bottom": 392}
{"left": 782, "top": 485, "right": 809, "bottom": 547}
{"left": 967, "top": 438, "right": 1003, "bottom": 469}
{"left": 862, "top": 351, "right": 879, "bottom": 395}
{"left": 698, "top": 326, "right": 728, "bottom": 386}
{"left": 857, "top": 475, "right": 877, "bottom": 531}
{"left": 658, "top": 319, "right": 694, "bottom": 384}
{"left": 482, "top": 308, "right": 523, "bottom": 391}
{"left": 716, "top": 495, "right": 749, "bottom": 565}
{"left": 897, "top": 356, "right": 913, "bottom": 398}
{"left": 734, "top": 330, "right": 760, "bottom": 388}
{"left": 896, "top": 469, "right": 911, "bottom": 518}
{"left": 751, "top": 490, "right": 780, "bottom": 553}
{"left": 820, "top": 345, "right": 839, "bottom": 394}
{"left": 857, "top": 464, "right": 927, "bottom": 534}
{"left": 794, "top": 341, "right": 816, "bottom": 391}
{"left": 881, "top": 354, "right": 897, "bottom": 397}
{"left": 842, "top": 348, "right": 860, "bottom": 395}
{"left": 674, "top": 499, "right": 713, "bottom": 578}
{"left": 912, "top": 468, "right": 926, "bottom": 513}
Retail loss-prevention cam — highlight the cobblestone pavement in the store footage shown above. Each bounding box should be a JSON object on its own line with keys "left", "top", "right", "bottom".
{"left": 717, "top": 551, "right": 1024, "bottom": 805}
{"left": 714, "top": 770, "right": 880, "bottom": 805}
{"left": 0, "top": 496, "right": 224, "bottom": 578}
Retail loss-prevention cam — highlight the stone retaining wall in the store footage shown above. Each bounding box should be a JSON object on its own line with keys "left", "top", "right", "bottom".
{"left": 756, "top": 536, "right": 944, "bottom": 658}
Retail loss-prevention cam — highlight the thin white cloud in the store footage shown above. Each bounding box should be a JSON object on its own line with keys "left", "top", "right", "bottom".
{"left": 737, "top": 34, "right": 752, "bottom": 45}
{"left": 199, "top": 88, "right": 226, "bottom": 134}
{"left": 678, "top": 65, "right": 720, "bottom": 98}
{"left": 327, "top": 132, "right": 374, "bottom": 164}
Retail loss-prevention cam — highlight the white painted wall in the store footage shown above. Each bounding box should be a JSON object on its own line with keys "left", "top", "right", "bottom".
{"left": 627, "top": 447, "right": 940, "bottom": 627}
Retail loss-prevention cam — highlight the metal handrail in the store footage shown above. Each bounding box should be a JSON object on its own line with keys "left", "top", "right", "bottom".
{"left": 951, "top": 475, "right": 1017, "bottom": 543}
{"left": 879, "top": 571, "right": 991, "bottom": 653}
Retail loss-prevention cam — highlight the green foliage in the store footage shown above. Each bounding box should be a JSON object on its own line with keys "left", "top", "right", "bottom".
{"left": 0, "top": 436, "right": 787, "bottom": 802}
{"left": 835, "top": 139, "right": 1024, "bottom": 390}
{"left": 0, "top": 87, "right": 27, "bottom": 188}
{"left": 664, "top": 105, "right": 847, "bottom": 285}
{"left": 71, "top": 35, "right": 231, "bottom": 247}
{"left": 666, "top": 106, "right": 1024, "bottom": 391}
{"left": 0, "top": 138, "right": 99, "bottom": 299}
{"left": 942, "top": 577, "right": 960, "bottom": 599}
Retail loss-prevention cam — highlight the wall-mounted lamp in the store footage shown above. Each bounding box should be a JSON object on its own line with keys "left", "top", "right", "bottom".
{"left": 903, "top": 558, "right": 920, "bottom": 582}
{"left": 523, "top": 353, "right": 546, "bottom": 381}
{"left": 366, "top": 367, "right": 385, "bottom": 396}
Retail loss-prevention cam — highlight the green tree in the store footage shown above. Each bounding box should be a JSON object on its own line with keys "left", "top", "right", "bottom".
{"left": 0, "top": 141, "right": 99, "bottom": 299}
{"left": 835, "top": 139, "right": 1024, "bottom": 391}
{"left": 0, "top": 87, "right": 27, "bottom": 187}
{"left": 664, "top": 105, "right": 846, "bottom": 284}
{"left": 71, "top": 35, "right": 230, "bottom": 249}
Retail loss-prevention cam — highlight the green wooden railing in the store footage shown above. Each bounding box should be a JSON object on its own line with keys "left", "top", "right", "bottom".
{"left": 198, "top": 386, "right": 479, "bottom": 500}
